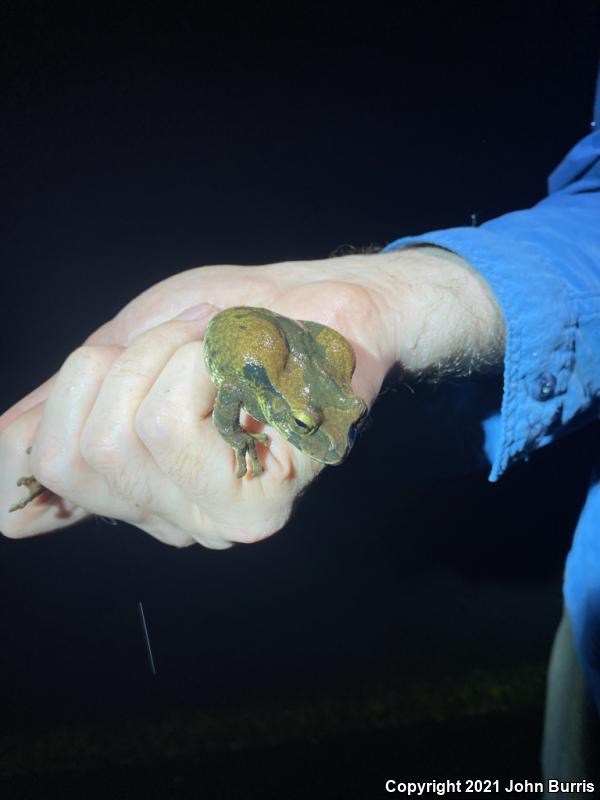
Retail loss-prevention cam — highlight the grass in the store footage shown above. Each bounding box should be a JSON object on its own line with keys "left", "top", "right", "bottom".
{"left": 0, "top": 664, "right": 546, "bottom": 778}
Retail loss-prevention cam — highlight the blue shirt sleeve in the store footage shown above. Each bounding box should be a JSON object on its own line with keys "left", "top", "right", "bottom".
{"left": 383, "top": 67, "right": 600, "bottom": 482}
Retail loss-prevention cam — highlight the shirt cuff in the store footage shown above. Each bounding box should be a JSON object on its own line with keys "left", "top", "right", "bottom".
{"left": 383, "top": 228, "right": 579, "bottom": 481}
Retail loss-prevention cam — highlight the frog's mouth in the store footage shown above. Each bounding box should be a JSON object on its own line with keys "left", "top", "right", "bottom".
{"left": 298, "top": 402, "right": 367, "bottom": 465}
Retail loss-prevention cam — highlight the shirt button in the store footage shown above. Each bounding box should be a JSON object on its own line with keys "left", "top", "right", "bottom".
{"left": 533, "top": 372, "right": 556, "bottom": 401}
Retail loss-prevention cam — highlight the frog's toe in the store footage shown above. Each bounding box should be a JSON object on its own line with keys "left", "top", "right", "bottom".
{"left": 249, "top": 453, "right": 263, "bottom": 477}
{"left": 234, "top": 449, "right": 248, "bottom": 479}
{"left": 244, "top": 435, "right": 265, "bottom": 478}
{"left": 231, "top": 434, "right": 267, "bottom": 478}
{"left": 9, "top": 475, "right": 45, "bottom": 512}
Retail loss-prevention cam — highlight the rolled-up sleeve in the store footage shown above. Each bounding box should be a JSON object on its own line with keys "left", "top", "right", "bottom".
{"left": 383, "top": 70, "right": 600, "bottom": 482}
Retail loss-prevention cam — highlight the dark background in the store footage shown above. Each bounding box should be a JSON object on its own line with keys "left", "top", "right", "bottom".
{"left": 1, "top": 2, "right": 599, "bottom": 797}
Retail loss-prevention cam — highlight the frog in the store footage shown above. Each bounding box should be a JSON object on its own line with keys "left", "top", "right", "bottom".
{"left": 203, "top": 306, "right": 367, "bottom": 478}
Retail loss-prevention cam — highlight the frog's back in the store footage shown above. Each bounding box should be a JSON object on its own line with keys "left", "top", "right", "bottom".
{"left": 204, "top": 306, "right": 291, "bottom": 384}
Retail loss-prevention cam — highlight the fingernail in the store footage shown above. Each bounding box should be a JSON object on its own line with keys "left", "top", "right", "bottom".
{"left": 175, "top": 303, "right": 217, "bottom": 322}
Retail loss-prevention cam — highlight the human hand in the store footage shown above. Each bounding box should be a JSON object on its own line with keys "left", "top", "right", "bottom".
{"left": 0, "top": 250, "right": 504, "bottom": 545}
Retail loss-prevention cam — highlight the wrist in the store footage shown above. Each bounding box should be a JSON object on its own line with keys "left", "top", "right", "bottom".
{"left": 366, "top": 248, "right": 506, "bottom": 379}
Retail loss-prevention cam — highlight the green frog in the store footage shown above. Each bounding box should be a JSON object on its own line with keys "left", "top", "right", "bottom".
{"left": 203, "top": 306, "right": 367, "bottom": 478}
{"left": 10, "top": 306, "right": 367, "bottom": 510}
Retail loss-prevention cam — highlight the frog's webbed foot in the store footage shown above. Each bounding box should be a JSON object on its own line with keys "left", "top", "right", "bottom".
{"left": 9, "top": 476, "right": 46, "bottom": 512}
{"left": 234, "top": 432, "right": 269, "bottom": 478}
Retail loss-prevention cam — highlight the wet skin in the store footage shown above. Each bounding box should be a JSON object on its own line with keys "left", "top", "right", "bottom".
{"left": 203, "top": 307, "right": 367, "bottom": 478}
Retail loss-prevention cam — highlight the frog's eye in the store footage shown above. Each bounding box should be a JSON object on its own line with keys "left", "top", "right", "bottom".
{"left": 292, "top": 410, "right": 318, "bottom": 435}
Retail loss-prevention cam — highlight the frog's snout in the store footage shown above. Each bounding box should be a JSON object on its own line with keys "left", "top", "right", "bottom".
{"left": 347, "top": 423, "right": 359, "bottom": 452}
{"left": 346, "top": 406, "right": 367, "bottom": 453}
{"left": 319, "top": 419, "right": 365, "bottom": 464}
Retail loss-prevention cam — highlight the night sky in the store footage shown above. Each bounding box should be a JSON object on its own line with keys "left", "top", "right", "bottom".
{"left": 1, "top": 2, "right": 599, "bottom": 796}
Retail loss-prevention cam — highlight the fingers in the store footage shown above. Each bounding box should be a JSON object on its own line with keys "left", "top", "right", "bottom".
{"left": 77, "top": 314, "right": 217, "bottom": 533}
{"left": 0, "top": 403, "right": 90, "bottom": 538}
{"left": 1, "top": 309, "right": 220, "bottom": 546}
{"left": 32, "top": 344, "right": 137, "bottom": 521}
{"left": 135, "top": 339, "right": 225, "bottom": 498}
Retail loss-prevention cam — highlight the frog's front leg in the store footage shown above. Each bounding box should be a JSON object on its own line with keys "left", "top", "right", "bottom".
{"left": 212, "top": 384, "right": 269, "bottom": 478}
{"left": 10, "top": 475, "right": 45, "bottom": 512}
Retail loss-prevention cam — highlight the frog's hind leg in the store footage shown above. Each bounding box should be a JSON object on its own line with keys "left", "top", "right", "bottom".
{"left": 299, "top": 320, "right": 357, "bottom": 386}
{"left": 212, "top": 386, "right": 268, "bottom": 478}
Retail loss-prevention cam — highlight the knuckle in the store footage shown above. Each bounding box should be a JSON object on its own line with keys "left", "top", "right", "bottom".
{"left": 109, "top": 355, "right": 153, "bottom": 382}
{"left": 131, "top": 326, "right": 174, "bottom": 351}
{"left": 80, "top": 427, "right": 121, "bottom": 471}
{"left": 135, "top": 405, "right": 173, "bottom": 445}
{"left": 112, "top": 330, "right": 176, "bottom": 380}
{"left": 320, "top": 281, "right": 379, "bottom": 331}
{"left": 62, "top": 344, "right": 114, "bottom": 374}
{"left": 63, "top": 344, "right": 97, "bottom": 368}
